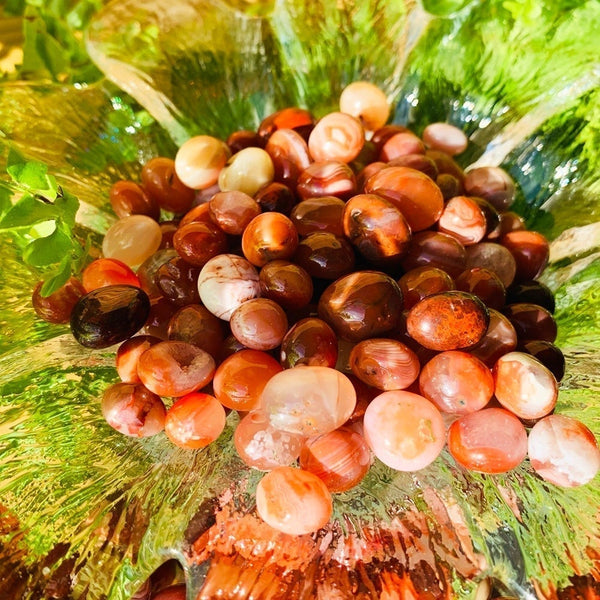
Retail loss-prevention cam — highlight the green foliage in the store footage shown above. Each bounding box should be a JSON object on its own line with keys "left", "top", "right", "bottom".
{"left": 0, "top": 150, "right": 87, "bottom": 296}
{"left": 2, "top": 0, "right": 104, "bottom": 83}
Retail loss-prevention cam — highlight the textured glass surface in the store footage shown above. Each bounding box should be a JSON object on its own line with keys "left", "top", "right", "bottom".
{"left": 0, "top": 0, "right": 599, "bottom": 598}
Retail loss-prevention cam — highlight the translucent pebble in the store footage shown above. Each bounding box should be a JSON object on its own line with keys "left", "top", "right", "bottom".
{"left": 255, "top": 466, "right": 333, "bottom": 535}
{"left": 299, "top": 427, "right": 372, "bottom": 492}
{"left": 422, "top": 123, "right": 468, "bottom": 156}
{"left": 101, "top": 382, "right": 166, "bottom": 438}
{"left": 339, "top": 81, "right": 390, "bottom": 131}
{"left": 447, "top": 407, "right": 527, "bottom": 473}
{"left": 363, "top": 391, "right": 445, "bottom": 471}
{"left": 234, "top": 410, "right": 304, "bottom": 471}
{"left": 261, "top": 366, "right": 356, "bottom": 437}
{"left": 528, "top": 414, "right": 600, "bottom": 487}
{"left": 174, "top": 135, "right": 230, "bottom": 189}
{"left": 463, "top": 166, "right": 515, "bottom": 211}
{"left": 493, "top": 351, "right": 557, "bottom": 420}
{"left": 308, "top": 112, "right": 365, "bottom": 163}
{"left": 229, "top": 298, "right": 288, "bottom": 351}
{"left": 102, "top": 214, "right": 162, "bottom": 268}
{"left": 164, "top": 392, "right": 226, "bottom": 449}
{"left": 196, "top": 254, "right": 261, "bottom": 321}
{"left": 218, "top": 147, "right": 275, "bottom": 196}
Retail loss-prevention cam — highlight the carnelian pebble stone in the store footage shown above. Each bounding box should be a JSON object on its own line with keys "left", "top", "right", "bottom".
{"left": 280, "top": 318, "right": 338, "bottom": 369}
{"left": 174, "top": 135, "right": 230, "bottom": 190}
{"left": 419, "top": 351, "right": 494, "bottom": 414}
{"left": 447, "top": 407, "right": 527, "bottom": 473}
{"left": 102, "top": 214, "right": 162, "bottom": 268}
{"left": 109, "top": 180, "right": 159, "bottom": 220}
{"left": 172, "top": 221, "right": 228, "bottom": 268}
{"left": 398, "top": 266, "right": 454, "bottom": 311}
{"left": 493, "top": 351, "right": 558, "bottom": 420}
{"left": 234, "top": 410, "right": 304, "bottom": 471}
{"left": 229, "top": 298, "right": 288, "bottom": 351}
{"left": 164, "top": 392, "right": 226, "bottom": 449}
{"left": 406, "top": 291, "right": 489, "bottom": 351}
{"left": 141, "top": 156, "right": 195, "bottom": 214}
{"left": 213, "top": 350, "right": 282, "bottom": 411}
{"left": 308, "top": 112, "right": 364, "bottom": 164}
{"left": 364, "top": 166, "right": 444, "bottom": 231}
{"left": 500, "top": 230, "right": 550, "bottom": 282}
{"left": 296, "top": 161, "right": 356, "bottom": 201}
{"left": 116, "top": 335, "right": 161, "bottom": 383}
{"left": 32, "top": 277, "right": 86, "bottom": 324}
{"left": 363, "top": 390, "right": 445, "bottom": 471}
{"left": 528, "top": 414, "right": 600, "bottom": 487}
{"left": 82, "top": 258, "right": 140, "bottom": 293}
{"left": 261, "top": 366, "right": 356, "bottom": 437}
{"left": 349, "top": 338, "right": 420, "bottom": 391}
{"left": 255, "top": 466, "right": 333, "bottom": 535}
{"left": 299, "top": 427, "right": 371, "bottom": 492}
{"left": 422, "top": 122, "right": 468, "bottom": 156}
{"left": 208, "top": 190, "right": 261, "bottom": 235}
{"left": 137, "top": 341, "right": 216, "bottom": 397}
{"left": 241, "top": 212, "right": 299, "bottom": 267}
{"left": 469, "top": 308, "right": 518, "bottom": 367}
{"left": 339, "top": 81, "right": 390, "bottom": 131}
{"left": 259, "top": 260, "right": 313, "bottom": 311}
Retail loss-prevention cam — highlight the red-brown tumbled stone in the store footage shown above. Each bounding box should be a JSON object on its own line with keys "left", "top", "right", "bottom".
{"left": 406, "top": 291, "right": 489, "bottom": 351}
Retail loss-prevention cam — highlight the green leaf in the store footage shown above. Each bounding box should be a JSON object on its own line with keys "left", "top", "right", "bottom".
{"left": 39, "top": 255, "right": 72, "bottom": 296}
{"left": 0, "top": 194, "right": 58, "bottom": 230}
{"left": 0, "top": 187, "right": 12, "bottom": 220}
{"left": 23, "top": 225, "right": 72, "bottom": 267}
{"left": 7, "top": 148, "right": 58, "bottom": 198}
{"left": 54, "top": 189, "right": 79, "bottom": 229}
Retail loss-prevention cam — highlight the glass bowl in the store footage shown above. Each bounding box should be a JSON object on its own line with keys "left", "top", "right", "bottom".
{"left": 1, "top": 0, "right": 599, "bottom": 598}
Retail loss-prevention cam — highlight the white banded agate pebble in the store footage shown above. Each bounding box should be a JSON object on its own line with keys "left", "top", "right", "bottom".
{"left": 260, "top": 366, "right": 356, "bottom": 437}
{"left": 197, "top": 254, "right": 261, "bottom": 321}
{"left": 528, "top": 414, "right": 600, "bottom": 487}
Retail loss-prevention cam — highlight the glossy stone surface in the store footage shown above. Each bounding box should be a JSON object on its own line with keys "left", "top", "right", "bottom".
{"left": 102, "top": 214, "right": 163, "bottom": 268}
{"left": 290, "top": 196, "right": 345, "bottom": 237}
{"left": 174, "top": 135, "right": 230, "bottom": 190}
{"left": 155, "top": 257, "right": 201, "bottom": 306}
{"left": 438, "top": 195, "right": 487, "bottom": 246}
{"left": 261, "top": 366, "right": 356, "bottom": 436}
{"left": 349, "top": 338, "right": 420, "bottom": 391}
{"left": 197, "top": 254, "right": 261, "bottom": 321}
{"left": 500, "top": 230, "right": 550, "bottom": 282}
{"left": 342, "top": 193, "right": 411, "bottom": 265}
{"left": 493, "top": 351, "right": 558, "bottom": 420}
{"left": 379, "top": 132, "right": 426, "bottom": 162}
{"left": 397, "top": 266, "right": 455, "bottom": 310}
{"left": 218, "top": 147, "right": 275, "bottom": 196}
{"left": 318, "top": 271, "right": 403, "bottom": 342}
{"left": 213, "top": 349, "right": 282, "bottom": 411}
{"left": 257, "top": 107, "right": 315, "bottom": 140}
{"left": 419, "top": 351, "right": 494, "bottom": 414}
{"left": 167, "top": 304, "right": 224, "bottom": 359}
{"left": 463, "top": 166, "right": 515, "bottom": 211}
{"left": 364, "top": 166, "right": 444, "bottom": 231}
{"left": 447, "top": 408, "right": 527, "bottom": 473}
{"left": 265, "top": 128, "right": 311, "bottom": 186}
{"left": 503, "top": 303, "right": 557, "bottom": 342}
{"left": 422, "top": 122, "right": 468, "bottom": 156}
{"left": 109, "top": 180, "right": 159, "bottom": 220}
{"left": 401, "top": 231, "right": 467, "bottom": 278}
{"left": 363, "top": 390, "right": 445, "bottom": 471}
{"left": 455, "top": 267, "right": 506, "bottom": 311}
{"left": 465, "top": 242, "right": 517, "bottom": 288}
{"left": 280, "top": 318, "right": 338, "bottom": 369}
{"left": 299, "top": 427, "right": 371, "bottom": 492}
{"left": 308, "top": 112, "right": 364, "bottom": 163}
{"left": 101, "top": 382, "right": 166, "bottom": 438}
{"left": 469, "top": 308, "right": 518, "bottom": 366}
{"left": 82, "top": 258, "right": 140, "bottom": 293}
{"left": 70, "top": 285, "right": 151, "bottom": 348}
{"left": 141, "top": 156, "right": 195, "bottom": 214}
{"left": 296, "top": 161, "right": 356, "bottom": 201}
{"left": 255, "top": 466, "right": 332, "bottom": 535}
{"left": 254, "top": 182, "right": 296, "bottom": 215}
{"left": 406, "top": 291, "right": 489, "bottom": 351}
{"left": 241, "top": 212, "right": 299, "bottom": 267}
{"left": 520, "top": 340, "right": 565, "bottom": 381}
{"left": 293, "top": 231, "right": 355, "bottom": 280}
{"left": 164, "top": 392, "right": 226, "bottom": 449}
{"left": 116, "top": 335, "right": 161, "bottom": 384}
{"left": 528, "top": 415, "right": 600, "bottom": 487}
{"left": 234, "top": 410, "right": 304, "bottom": 471}
{"left": 172, "top": 221, "right": 228, "bottom": 267}
{"left": 32, "top": 277, "right": 87, "bottom": 324}
{"left": 229, "top": 298, "right": 289, "bottom": 351}
{"left": 387, "top": 153, "right": 438, "bottom": 179}
{"left": 208, "top": 190, "right": 261, "bottom": 235}
{"left": 259, "top": 260, "right": 313, "bottom": 310}
{"left": 506, "top": 280, "right": 555, "bottom": 313}
{"left": 137, "top": 341, "right": 216, "bottom": 397}
{"left": 339, "top": 81, "right": 390, "bottom": 131}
